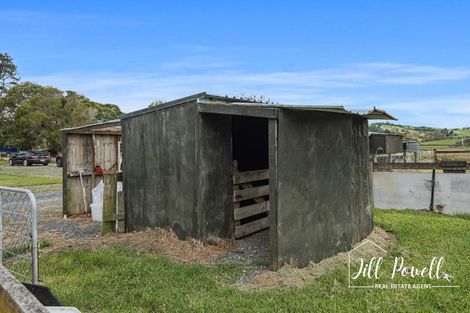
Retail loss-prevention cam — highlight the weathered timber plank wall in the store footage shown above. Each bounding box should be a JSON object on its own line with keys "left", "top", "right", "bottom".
{"left": 64, "top": 133, "right": 121, "bottom": 215}
{"left": 123, "top": 103, "right": 199, "bottom": 238}
{"left": 197, "top": 113, "right": 233, "bottom": 239}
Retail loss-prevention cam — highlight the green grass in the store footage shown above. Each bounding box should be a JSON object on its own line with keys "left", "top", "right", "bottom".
{"left": 4, "top": 240, "right": 53, "bottom": 260}
{"left": 0, "top": 173, "right": 61, "bottom": 187}
{"left": 421, "top": 138, "right": 470, "bottom": 149}
{"left": 32, "top": 209, "right": 470, "bottom": 313}
{"left": 421, "top": 138, "right": 459, "bottom": 146}
{"left": 454, "top": 212, "right": 470, "bottom": 221}
{"left": 453, "top": 128, "right": 470, "bottom": 138}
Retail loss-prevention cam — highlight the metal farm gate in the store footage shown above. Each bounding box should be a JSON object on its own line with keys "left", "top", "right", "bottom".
{"left": 0, "top": 187, "right": 38, "bottom": 284}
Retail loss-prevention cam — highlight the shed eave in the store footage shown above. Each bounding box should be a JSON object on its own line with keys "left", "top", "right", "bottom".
{"left": 197, "top": 102, "right": 279, "bottom": 119}
{"left": 361, "top": 109, "right": 397, "bottom": 121}
{"left": 61, "top": 120, "right": 121, "bottom": 134}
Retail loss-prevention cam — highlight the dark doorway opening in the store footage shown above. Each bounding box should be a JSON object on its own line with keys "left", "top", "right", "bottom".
{"left": 232, "top": 116, "right": 269, "bottom": 172}
{"left": 232, "top": 116, "right": 270, "bottom": 253}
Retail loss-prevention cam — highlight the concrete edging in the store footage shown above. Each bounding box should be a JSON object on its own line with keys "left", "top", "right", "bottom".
{"left": 0, "top": 265, "right": 48, "bottom": 313}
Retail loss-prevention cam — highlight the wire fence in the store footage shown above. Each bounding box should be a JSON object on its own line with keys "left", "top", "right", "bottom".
{"left": 0, "top": 186, "right": 38, "bottom": 284}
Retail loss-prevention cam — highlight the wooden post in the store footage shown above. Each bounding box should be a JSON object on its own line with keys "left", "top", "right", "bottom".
{"left": 91, "top": 134, "right": 96, "bottom": 189}
{"left": 233, "top": 161, "right": 241, "bottom": 228}
{"left": 429, "top": 169, "right": 436, "bottom": 212}
{"left": 268, "top": 118, "right": 278, "bottom": 270}
{"left": 102, "top": 173, "right": 125, "bottom": 235}
{"left": 62, "top": 133, "right": 68, "bottom": 216}
{"left": 78, "top": 171, "right": 87, "bottom": 215}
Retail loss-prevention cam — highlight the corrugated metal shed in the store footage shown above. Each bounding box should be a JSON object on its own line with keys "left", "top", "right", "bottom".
{"left": 120, "top": 92, "right": 396, "bottom": 269}
{"left": 121, "top": 92, "right": 396, "bottom": 121}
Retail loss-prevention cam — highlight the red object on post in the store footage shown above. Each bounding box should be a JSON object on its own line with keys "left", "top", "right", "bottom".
{"left": 95, "top": 166, "right": 104, "bottom": 174}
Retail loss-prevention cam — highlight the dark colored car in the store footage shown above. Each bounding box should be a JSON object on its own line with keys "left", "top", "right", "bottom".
{"left": 8, "top": 151, "right": 50, "bottom": 166}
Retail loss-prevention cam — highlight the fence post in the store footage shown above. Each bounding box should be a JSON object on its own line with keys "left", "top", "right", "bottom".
{"left": 429, "top": 169, "right": 436, "bottom": 212}
{"left": 27, "top": 189, "right": 39, "bottom": 285}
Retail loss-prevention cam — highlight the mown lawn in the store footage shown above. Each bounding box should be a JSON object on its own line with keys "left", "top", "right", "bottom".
{"left": 0, "top": 173, "right": 61, "bottom": 187}
{"left": 38, "top": 210, "right": 470, "bottom": 313}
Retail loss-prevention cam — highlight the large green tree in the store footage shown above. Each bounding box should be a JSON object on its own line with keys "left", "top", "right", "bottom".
{"left": 1, "top": 82, "right": 123, "bottom": 151}
{"left": 0, "top": 53, "right": 20, "bottom": 97}
{"left": 0, "top": 53, "right": 122, "bottom": 151}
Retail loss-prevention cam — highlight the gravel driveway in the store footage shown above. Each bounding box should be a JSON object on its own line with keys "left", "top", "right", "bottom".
{"left": 34, "top": 190, "right": 101, "bottom": 241}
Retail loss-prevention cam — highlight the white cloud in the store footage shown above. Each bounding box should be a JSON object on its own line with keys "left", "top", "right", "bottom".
{"left": 383, "top": 94, "right": 470, "bottom": 115}
{"left": 23, "top": 62, "right": 470, "bottom": 127}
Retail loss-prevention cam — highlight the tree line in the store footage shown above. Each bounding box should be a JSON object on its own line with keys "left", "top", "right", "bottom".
{"left": 0, "top": 53, "right": 122, "bottom": 152}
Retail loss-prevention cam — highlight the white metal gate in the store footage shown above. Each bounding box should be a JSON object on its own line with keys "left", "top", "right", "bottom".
{"left": 0, "top": 186, "right": 38, "bottom": 284}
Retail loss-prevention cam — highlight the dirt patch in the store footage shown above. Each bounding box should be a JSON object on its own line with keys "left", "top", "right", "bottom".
{"left": 42, "top": 227, "right": 236, "bottom": 264}
{"left": 215, "top": 230, "right": 269, "bottom": 265}
{"left": 240, "top": 226, "right": 396, "bottom": 289}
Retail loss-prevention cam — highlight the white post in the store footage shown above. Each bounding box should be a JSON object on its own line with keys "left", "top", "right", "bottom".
{"left": 28, "top": 189, "right": 39, "bottom": 285}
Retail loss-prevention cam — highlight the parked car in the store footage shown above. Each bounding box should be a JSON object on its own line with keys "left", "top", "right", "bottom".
{"left": 8, "top": 151, "right": 50, "bottom": 166}
{"left": 55, "top": 152, "right": 63, "bottom": 167}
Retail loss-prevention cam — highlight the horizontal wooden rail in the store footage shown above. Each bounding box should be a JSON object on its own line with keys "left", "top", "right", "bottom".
{"left": 373, "top": 162, "right": 469, "bottom": 170}
{"left": 234, "top": 201, "right": 269, "bottom": 221}
{"left": 103, "top": 213, "right": 125, "bottom": 222}
{"left": 233, "top": 169, "right": 269, "bottom": 184}
{"left": 434, "top": 150, "right": 470, "bottom": 154}
{"left": 233, "top": 185, "right": 269, "bottom": 202}
{"left": 235, "top": 216, "right": 269, "bottom": 238}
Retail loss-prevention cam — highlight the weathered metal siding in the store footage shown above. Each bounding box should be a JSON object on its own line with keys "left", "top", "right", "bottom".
{"left": 122, "top": 103, "right": 199, "bottom": 238}
{"left": 370, "top": 134, "right": 402, "bottom": 154}
{"left": 197, "top": 113, "right": 233, "bottom": 239}
{"left": 385, "top": 135, "right": 403, "bottom": 154}
{"left": 275, "top": 110, "right": 372, "bottom": 267}
{"left": 369, "top": 134, "right": 386, "bottom": 154}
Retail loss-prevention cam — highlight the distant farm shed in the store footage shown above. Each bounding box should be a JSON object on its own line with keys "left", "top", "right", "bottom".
{"left": 121, "top": 93, "right": 395, "bottom": 268}
{"left": 62, "top": 121, "right": 122, "bottom": 216}
{"left": 403, "top": 137, "right": 420, "bottom": 153}
{"left": 369, "top": 132, "right": 404, "bottom": 154}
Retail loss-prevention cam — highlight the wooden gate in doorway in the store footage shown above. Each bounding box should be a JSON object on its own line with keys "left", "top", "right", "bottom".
{"left": 233, "top": 161, "right": 270, "bottom": 238}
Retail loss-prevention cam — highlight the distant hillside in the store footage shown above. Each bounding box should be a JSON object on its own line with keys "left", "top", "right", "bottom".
{"left": 369, "top": 122, "right": 470, "bottom": 149}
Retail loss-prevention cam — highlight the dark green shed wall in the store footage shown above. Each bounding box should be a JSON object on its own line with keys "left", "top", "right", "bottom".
{"left": 196, "top": 113, "right": 234, "bottom": 239}
{"left": 122, "top": 103, "right": 199, "bottom": 238}
{"left": 122, "top": 102, "right": 234, "bottom": 240}
{"left": 274, "top": 110, "right": 373, "bottom": 267}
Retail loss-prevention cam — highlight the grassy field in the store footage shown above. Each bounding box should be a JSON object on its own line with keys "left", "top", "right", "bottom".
{"left": 0, "top": 163, "right": 62, "bottom": 188}
{"left": 421, "top": 138, "right": 460, "bottom": 146}
{"left": 421, "top": 138, "right": 470, "bottom": 151}
{"left": 0, "top": 173, "right": 61, "bottom": 187}
{"left": 31, "top": 210, "right": 470, "bottom": 313}
{"left": 370, "top": 123, "right": 470, "bottom": 151}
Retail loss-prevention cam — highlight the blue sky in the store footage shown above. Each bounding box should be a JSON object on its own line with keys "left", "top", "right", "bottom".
{"left": 1, "top": 1, "right": 470, "bottom": 127}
